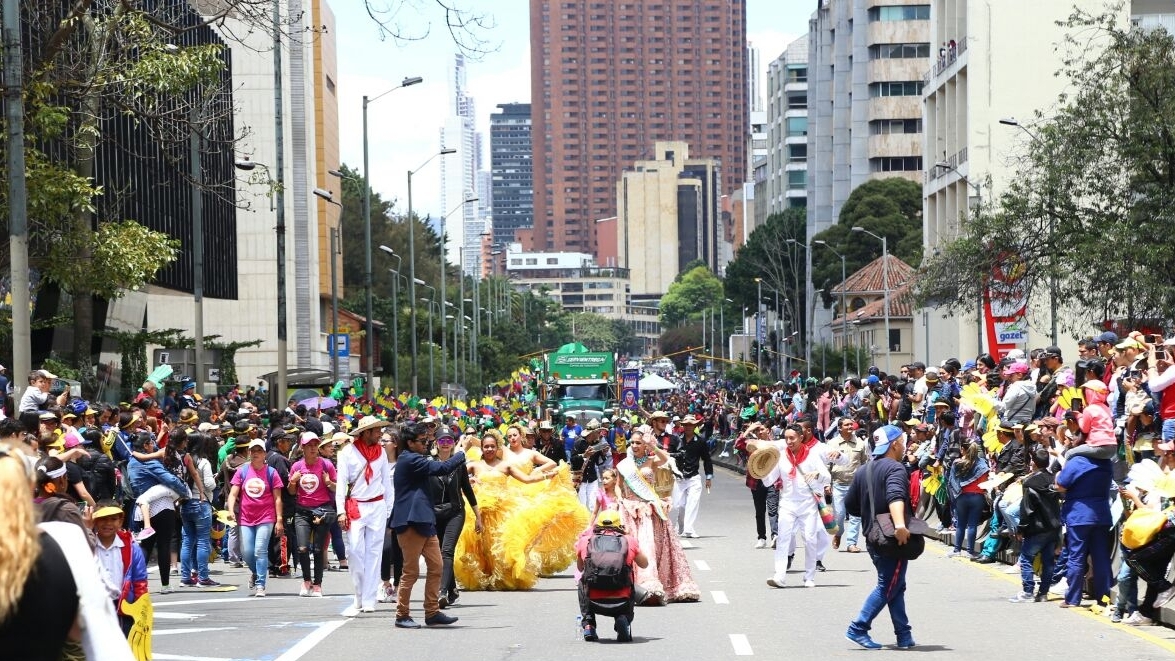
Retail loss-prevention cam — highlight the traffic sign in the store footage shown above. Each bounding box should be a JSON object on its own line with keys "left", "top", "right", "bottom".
{"left": 329, "top": 333, "right": 350, "bottom": 358}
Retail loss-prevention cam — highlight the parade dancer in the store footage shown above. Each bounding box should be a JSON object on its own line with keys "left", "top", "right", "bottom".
{"left": 335, "top": 416, "right": 393, "bottom": 617}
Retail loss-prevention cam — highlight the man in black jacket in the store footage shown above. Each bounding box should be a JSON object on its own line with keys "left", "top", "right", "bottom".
{"left": 669, "top": 415, "right": 713, "bottom": 539}
{"left": 1009, "top": 449, "right": 1061, "bottom": 603}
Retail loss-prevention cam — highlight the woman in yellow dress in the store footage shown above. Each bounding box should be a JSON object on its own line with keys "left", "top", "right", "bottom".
{"left": 456, "top": 431, "right": 589, "bottom": 590}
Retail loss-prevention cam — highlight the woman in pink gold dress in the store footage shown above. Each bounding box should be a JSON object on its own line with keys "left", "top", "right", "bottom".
{"left": 614, "top": 429, "right": 700, "bottom": 605}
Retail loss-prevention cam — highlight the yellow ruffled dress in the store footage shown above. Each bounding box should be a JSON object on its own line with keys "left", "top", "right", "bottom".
{"left": 454, "top": 462, "right": 589, "bottom": 590}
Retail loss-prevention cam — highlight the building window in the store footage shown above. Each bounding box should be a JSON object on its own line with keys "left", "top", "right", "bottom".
{"left": 525, "top": 258, "right": 538, "bottom": 265}
{"left": 546, "top": 257, "right": 558, "bottom": 264}
{"left": 867, "top": 5, "right": 931, "bottom": 21}
{"left": 868, "top": 43, "right": 931, "bottom": 59}
{"left": 869, "top": 119, "right": 923, "bottom": 134}
{"left": 787, "top": 144, "right": 807, "bottom": 161}
{"left": 889, "top": 328, "right": 902, "bottom": 352}
{"left": 870, "top": 156, "right": 923, "bottom": 172}
{"left": 787, "top": 170, "right": 806, "bottom": 190}
{"left": 868, "top": 81, "right": 924, "bottom": 97}
{"left": 785, "top": 116, "right": 808, "bottom": 137}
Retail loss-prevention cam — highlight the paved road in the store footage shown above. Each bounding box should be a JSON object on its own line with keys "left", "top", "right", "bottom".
{"left": 149, "top": 467, "right": 1175, "bottom": 660}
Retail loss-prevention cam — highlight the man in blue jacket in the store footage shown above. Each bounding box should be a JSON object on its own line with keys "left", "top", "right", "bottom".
{"left": 392, "top": 422, "right": 466, "bottom": 629}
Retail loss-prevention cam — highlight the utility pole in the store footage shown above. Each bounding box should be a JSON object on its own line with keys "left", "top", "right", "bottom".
{"left": 3, "top": 0, "right": 30, "bottom": 403}
{"left": 272, "top": 0, "right": 288, "bottom": 401}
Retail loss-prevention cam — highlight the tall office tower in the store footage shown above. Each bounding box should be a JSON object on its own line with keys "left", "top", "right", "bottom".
{"left": 806, "top": 0, "right": 929, "bottom": 346}
{"left": 748, "top": 44, "right": 763, "bottom": 114}
{"left": 489, "top": 102, "right": 534, "bottom": 249}
{"left": 440, "top": 53, "right": 479, "bottom": 275}
{"left": 529, "top": 0, "right": 748, "bottom": 255}
{"left": 761, "top": 35, "right": 808, "bottom": 223}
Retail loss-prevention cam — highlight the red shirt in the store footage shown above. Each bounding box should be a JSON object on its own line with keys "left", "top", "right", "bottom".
{"left": 576, "top": 531, "right": 640, "bottom": 599}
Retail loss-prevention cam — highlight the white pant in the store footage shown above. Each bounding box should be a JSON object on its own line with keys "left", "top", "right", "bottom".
{"left": 578, "top": 480, "right": 599, "bottom": 511}
{"left": 774, "top": 504, "right": 822, "bottom": 583}
{"left": 671, "top": 474, "right": 703, "bottom": 535}
{"left": 347, "top": 501, "right": 386, "bottom": 610}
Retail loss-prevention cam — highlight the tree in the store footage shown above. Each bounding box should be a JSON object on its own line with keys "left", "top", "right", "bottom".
{"left": 810, "top": 178, "right": 923, "bottom": 308}
{"left": 660, "top": 265, "right": 724, "bottom": 327}
{"left": 915, "top": 6, "right": 1175, "bottom": 330}
{"left": 658, "top": 324, "right": 702, "bottom": 368}
{"left": 723, "top": 208, "right": 806, "bottom": 339}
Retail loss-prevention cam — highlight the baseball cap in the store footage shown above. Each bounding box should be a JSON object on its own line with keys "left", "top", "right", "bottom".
{"left": 1043, "top": 345, "right": 1063, "bottom": 357}
{"left": 1004, "top": 362, "right": 1029, "bottom": 375}
{"left": 246, "top": 439, "right": 267, "bottom": 451}
{"left": 1116, "top": 338, "right": 1144, "bottom": 351}
{"left": 866, "top": 375, "right": 881, "bottom": 386}
{"left": 1095, "top": 331, "right": 1119, "bottom": 345}
{"left": 872, "top": 425, "right": 905, "bottom": 456}
{"left": 34, "top": 369, "right": 57, "bottom": 380}
{"left": 299, "top": 431, "right": 320, "bottom": 445}
{"left": 595, "top": 510, "right": 623, "bottom": 529}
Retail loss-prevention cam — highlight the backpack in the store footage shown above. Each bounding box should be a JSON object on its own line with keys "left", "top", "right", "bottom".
{"left": 583, "top": 530, "right": 631, "bottom": 591}
{"left": 82, "top": 448, "right": 118, "bottom": 502}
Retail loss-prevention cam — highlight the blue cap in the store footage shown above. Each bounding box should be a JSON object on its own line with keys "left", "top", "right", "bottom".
{"left": 866, "top": 375, "right": 881, "bottom": 386}
{"left": 962, "top": 360, "right": 977, "bottom": 370}
{"left": 182, "top": 381, "right": 196, "bottom": 391}
{"left": 872, "top": 425, "right": 905, "bottom": 456}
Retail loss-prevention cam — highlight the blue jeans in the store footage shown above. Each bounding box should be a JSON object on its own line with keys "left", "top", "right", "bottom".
{"left": 1116, "top": 547, "right": 1138, "bottom": 614}
{"left": 1018, "top": 531, "right": 1057, "bottom": 596}
{"left": 953, "top": 492, "right": 985, "bottom": 554}
{"left": 1064, "top": 524, "right": 1112, "bottom": 606}
{"left": 240, "top": 523, "right": 274, "bottom": 589}
{"left": 832, "top": 482, "right": 861, "bottom": 546}
{"left": 848, "top": 547, "right": 911, "bottom": 639}
{"left": 1163, "top": 418, "right": 1175, "bottom": 442}
{"left": 180, "top": 500, "right": 213, "bottom": 582}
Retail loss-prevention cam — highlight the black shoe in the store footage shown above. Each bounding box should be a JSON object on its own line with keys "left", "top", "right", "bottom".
{"left": 439, "top": 594, "right": 449, "bottom": 609}
{"left": 425, "top": 612, "right": 458, "bottom": 626}
{"left": 816, "top": 561, "right": 827, "bottom": 572}
{"left": 582, "top": 624, "right": 598, "bottom": 641}
{"left": 972, "top": 555, "right": 996, "bottom": 564}
{"left": 614, "top": 615, "right": 632, "bottom": 642}
{"left": 447, "top": 590, "right": 460, "bottom": 606}
{"left": 395, "top": 617, "right": 421, "bottom": 629}
{"left": 787, "top": 555, "right": 794, "bottom": 570}
{"left": 1034, "top": 593, "right": 1048, "bottom": 602}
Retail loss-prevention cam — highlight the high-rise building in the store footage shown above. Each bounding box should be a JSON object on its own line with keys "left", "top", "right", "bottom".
{"left": 762, "top": 35, "right": 809, "bottom": 223}
{"left": 440, "top": 54, "right": 481, "bottom": 276}
{"left": 489, "top": 103, "right": 533, "bottom": 249}
{"left": 807, "top": 0, "right": 929, "bottom": 346}
{"left": 618, "top": 141, "right": 724, "bottom": 301}
{"left": 529, "top": 0, "right": 748, "bottom": 255}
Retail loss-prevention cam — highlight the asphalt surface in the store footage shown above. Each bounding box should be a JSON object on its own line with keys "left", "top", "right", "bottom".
{"left": 148, "top": 467, "right": 1175, "bottom": 661}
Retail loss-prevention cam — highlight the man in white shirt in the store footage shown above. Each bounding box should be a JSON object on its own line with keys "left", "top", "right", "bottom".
{"left": 335, "top": 416, "right": 394, "bottom": 617}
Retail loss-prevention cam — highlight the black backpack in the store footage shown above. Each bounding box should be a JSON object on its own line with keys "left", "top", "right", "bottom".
{"left": 583, "top": 530, "right": 631, "bottom": 590}
{"left": 81, "top": 449, "right": 117, "bottom": 502}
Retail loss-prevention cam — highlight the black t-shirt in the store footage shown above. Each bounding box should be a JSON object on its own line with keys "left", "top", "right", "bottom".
{"left": 64, "top": 460, "right": 86, "bottom": 501}
{"left": 0, "top": 532, "right": 79, "bottom": 661}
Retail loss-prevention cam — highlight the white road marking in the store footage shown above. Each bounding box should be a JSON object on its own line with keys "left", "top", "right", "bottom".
{"left": 711, "top": 590, "right": 729, "bottom": 604}
{"left": 153, "top": 612, "right": 207, "bottom": 620}
{"left": 730, "top": 633, "right": 754, "bottom": 655}
{"left": 274, "top": 620, "right": 350, "bottom": 661}
{"left": 681, "top": 539, "right": 695, "bottom": 549}
{"left": 695, "top": 559, "right": 711, "bottom": 571}
{"left": 153, "top": 627, "right": 237, "bottom": 636}
{"left": 153, "top": 596, "right": 288, "bottom": 606}
{"left": 154, "top": 655, "right": 233, "bottom": 661}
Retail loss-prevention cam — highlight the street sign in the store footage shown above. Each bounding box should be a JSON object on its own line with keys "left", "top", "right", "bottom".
{"left": 328, "top": 333, "right": 350, "bottom": 358}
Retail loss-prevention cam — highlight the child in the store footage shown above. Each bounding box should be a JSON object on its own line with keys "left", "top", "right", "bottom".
{"left": 130, "top": 441, "right": 180, "bottom": 542}
{"left": 594, "top": 469, "right": 619, "bottom": 519}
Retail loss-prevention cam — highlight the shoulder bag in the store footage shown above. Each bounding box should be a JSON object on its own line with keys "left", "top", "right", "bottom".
{"left": 864, "top": 461, "right": 928, "bottom": 560}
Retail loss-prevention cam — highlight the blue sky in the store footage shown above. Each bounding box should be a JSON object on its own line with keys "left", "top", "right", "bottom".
{"left": 333, "top": 0, "right": 812, "bottom": 218}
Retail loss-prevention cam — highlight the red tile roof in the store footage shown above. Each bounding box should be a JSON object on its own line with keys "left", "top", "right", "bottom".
{"left": 830, "top": 255, "right": 915, "bottom": 296}
{"left": 831, "top": 283, "right": 914, "bottom": 325}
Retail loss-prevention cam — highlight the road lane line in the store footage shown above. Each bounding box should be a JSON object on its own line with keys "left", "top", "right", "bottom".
{"left": 154, "top": 596, "right": 288, "bottom": 606}
{"left": 729, "top": 634, "right": 754, "bottom": 655}
{"left": 274, "top": 620, "right": 349, "bottom": 661}
{"left": 153, "top": 612, "right": 207, "bottom": 620}
{"left": 681, "top": 539, "right": 695, "bottom": 549}
{"left": 711, "top": 590, "right": 729, "bottom": 604}
{"left": 694, "top": 559, "right": 711, "bottom": 571}
{"left": 154, "top": 655, "right": 233, "bottom": 661}
{"left": 153, "top": 627, "right": 237, "bottom": 636}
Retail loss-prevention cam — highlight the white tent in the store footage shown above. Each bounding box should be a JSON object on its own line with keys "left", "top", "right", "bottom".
{"left": 639, "top": 373, "right": 677, "bottom": 392}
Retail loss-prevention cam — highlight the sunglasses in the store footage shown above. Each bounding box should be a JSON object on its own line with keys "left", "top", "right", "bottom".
{"left": 437, "top": 440, "right": 456, "bottom": 446}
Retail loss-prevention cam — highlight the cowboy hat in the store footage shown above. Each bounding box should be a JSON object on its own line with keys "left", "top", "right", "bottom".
{"left": 648, "top": 411, "right": 670, "bottom": 421}
{"left": 680, "top": 414, "right": 700, "bottom": 425}
{"left": 747, "top": 445, "right": 781, "bottom": 481}
{"left": 350, "top": 415, "right": 392, "bottom": 436}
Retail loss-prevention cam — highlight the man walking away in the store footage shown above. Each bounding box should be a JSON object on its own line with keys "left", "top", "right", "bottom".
{"left": 844, "top": 425, "right": 917, "bottom": 650}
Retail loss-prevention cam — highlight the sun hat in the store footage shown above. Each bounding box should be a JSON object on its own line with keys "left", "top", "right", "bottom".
{"left": 871, "top": 425, "right": 905, "bottom": 456}
{"left": 595, "top": 510, "right": 623, "bottom": 529}
{"left": 349, "top": 415, "right": 392, "bottom": 436}
{"left": 649, "top": 411, "right": 670, "bottom": 421}
{"left": 92, "top": 506, "right": 125, "bottom": 520}
{"left": 681, "top": 414, "right": 700, "bottom": 425}
{"left": 747, "top": 445, "right": 781, "bottom": 480}
{"left": 178, "top": 410, "right": 199, "bottom": 424}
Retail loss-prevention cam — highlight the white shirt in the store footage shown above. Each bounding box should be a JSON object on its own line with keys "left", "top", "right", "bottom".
{"left": 763, "top": 441, "right": 845, "bottom": 508}
{"left": 19, "top": 385, "right": 48, "bottom": 413}
{"left": 334, "top": 442, "right": 393, "bottom": 519}
{"left": 95, "top": 534, "right": 126, "bottom": 599}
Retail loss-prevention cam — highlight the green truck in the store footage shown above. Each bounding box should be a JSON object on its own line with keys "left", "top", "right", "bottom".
{"left": 540, "top": 343, "right": 616, "bottom": 423}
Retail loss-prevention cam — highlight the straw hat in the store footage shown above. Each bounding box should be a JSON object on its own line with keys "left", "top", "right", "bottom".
{"left": 350, "top": 415, "right": 391, "bottom": 436}
{"left": 747, "top": 445, "right": 781, "bottom": 481}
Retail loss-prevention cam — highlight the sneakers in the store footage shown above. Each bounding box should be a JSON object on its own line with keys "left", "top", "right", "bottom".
{"left": 947, "top": 550, "right": 968, "bottom": 558}
{"left": 310, "top": 586, "right": 323, "bottom": 598}
{"left": 394, "top": 617, "right": 421, "bottom": 629}
{"left": 299, "top": 581, "right": 312, "bottom": 597}
{"left": 754, "top": 538, "right": 766, "bottom": 549}
{"left": 1155, "top": 585, "right": 1175, "bottom": 609}
{"left": 816, "top": 561, "right": 827, "bottom": 572}
{"left": 439, "top": 593, "right": 449, "bottom": 609}
{"left": 1034, "top": 593, "right": 1048, "bottom": 603}
{"left": 197, "top": 579, "right": 221, "bottom": 587}
{"left": 179, "top": 579, "right": 198, "bottom": 587}
{"left": 249, "top": 574, "right": 257, "bottom": 590}
{"left": 896, "top": 634, "right": 916, "bottom": 649}
{"left": 1008, "top": 591, "right": 1034, "bottom": 603}
{"left": 614, "top": 615, "right": 632, "bottom": 642}
{"left": 446, "top": 590, "right": 460, "bottom": 606}
{"left": 972, "top": 555, "right": 996, "bottom": 564}
{"left": 833, "top": 534, "right": 841, "bottom": 550}
{"left": 582, "top": 623, "right": 598, "bottom": 641}
{"left": 342, "top": 605, "right": 360, "bottom": 618}
{"left": 1049, "top": 578, "right": 1067, "bottom": 595}
{"left": 1110, "top": 610, "right": 1123, "bottom": 623}
{"left": 424, "top": 612, "right": 458, "bottom": 626}
{"left": 378, "top": 584, "right": 396, "bottom": 603}
{"left": 1124, "top": 612, "right": 1154, "bottom": 626}
{"left": 803, "top": 580, "right": 816, "bottom": 588}
{"left": 254, "top": 587, "right": 267, "bottom": 597}
{"left": 159, "top": 584, "right": 174, "bottom": 594}
{"left": 845, "top": 631, "right": 882, "bottom": 650}
{"left": 136, "top": 527, "right": 156, "bottom": 542}
{"left": 766, "top": 578, "right": 785, "bottom": 589}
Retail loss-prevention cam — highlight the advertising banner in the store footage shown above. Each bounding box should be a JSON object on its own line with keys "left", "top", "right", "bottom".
{"left": 620, "top": 368, "right": 640, "bottom": 410}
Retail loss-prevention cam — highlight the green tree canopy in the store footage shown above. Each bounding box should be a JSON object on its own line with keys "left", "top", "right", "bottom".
{"left": 661, "top": 265, "right": 724, "bottom": 327}
{"left": 723, "top": 208, "right": 806, "bottom": 334}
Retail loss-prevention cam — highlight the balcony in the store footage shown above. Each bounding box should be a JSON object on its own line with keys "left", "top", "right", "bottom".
{"left": 922, "top": 37, "right": 968, "bottom": 86}
{"left": 923, "top": 147, "right": 970, "bottom": 183}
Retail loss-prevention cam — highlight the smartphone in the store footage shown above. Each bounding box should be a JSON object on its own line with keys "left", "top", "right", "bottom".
{"left": 1070, "top": 398, "right": 1084, "bottom": 413}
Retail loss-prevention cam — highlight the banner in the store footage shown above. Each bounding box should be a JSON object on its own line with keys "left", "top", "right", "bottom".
{"left": 984, "top": 254, "right": 1029, "bottom": 359}
{"left": 620, "top": 368, "right": 640, "bottom": 410}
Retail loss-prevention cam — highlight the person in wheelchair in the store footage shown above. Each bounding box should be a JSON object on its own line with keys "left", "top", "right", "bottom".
{"left": 576, "top": 510, "right": 649, "bottom": 642}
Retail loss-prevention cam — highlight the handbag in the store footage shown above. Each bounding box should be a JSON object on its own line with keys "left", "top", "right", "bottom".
{"left": 797, "top": 470, "right": 838, "bottom": 533}
{"left": 1121, "top": 508, "right": 1169, "bottom": 550}
{"left": 864, "top": 462, "right": 928, "bottom": 560}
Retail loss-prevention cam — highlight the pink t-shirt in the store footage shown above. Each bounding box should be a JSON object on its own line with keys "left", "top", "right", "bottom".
{"left": 232, "top": 463, "right": 284, "bottom": 526}
{"left": 289, "top": 458, "right": 337, "bottom": 508}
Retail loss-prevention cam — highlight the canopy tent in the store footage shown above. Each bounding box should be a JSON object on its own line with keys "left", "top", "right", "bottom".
{"left": 639, "top": 373, "right": 677, "bottom": 392}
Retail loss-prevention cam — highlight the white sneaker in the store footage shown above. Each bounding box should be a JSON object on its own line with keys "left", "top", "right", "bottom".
{"left": 1008, "top": 592, "right": 1034, "bottom": 603}
{"left": 378, "top": 584, "right": 396, "bottom": 603}
{"left": 803, "top": 580, "right": 816, "bottom": 588}
{"left": 342, "top": 604, "right": 360, "bottom": 618}
{"left": 766, "top": 578, "right": 785, "bottom": 589}
{"left": 754, "top": 538, "right": 766, "bottom": 549}
{"left": 1124, "top": 612, "right": 1154, "bottom": 626}
{"left": 310, "top": 586, "right": 323, "bottom": 597}
{"left": 1155, "top": 585, "right": 1175, "bottom": 609}
{"left": 1049, "top": 579, "right": 1067, "bottom": 596}
{"left": 360, "top": 606, "right": 376, "bottom": 613}
{"left": 254, "top": 587, "right": 266, "bottom": 597}
{"left": 299, "top": 581, "right": 311, "bottom": 597}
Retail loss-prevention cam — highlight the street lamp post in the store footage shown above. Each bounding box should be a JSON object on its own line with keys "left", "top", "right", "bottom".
{"left": 362, "top": 76, "right": 423, "bottom": 385}
{"left": 814, "top": 240, "right": 848, "bottom": 377}
{"left": 406, "top": 148, "right": 457, "bottom": 395}
{"left": 852, "top": 227, "right": 892, "bottom": 373}
{"left": 786, "top": 237, "right": 812, "bottom": 374}
{"left": 416, "top": 280, "right": 436, "bottom": 395}
{"left": 935, "top": 160, "right": 986, "bottom": 354}
{"left": 379, "top": 246, "right": 403, "bottom": 391}
{"left": 440, "top": 197, "right": 478, "bottom": 400}
{"left": 754, "top": 277, "right": 763, "bottom": 374}
{"left": 313, "top": 188, "right": 343, "bottom": 385}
